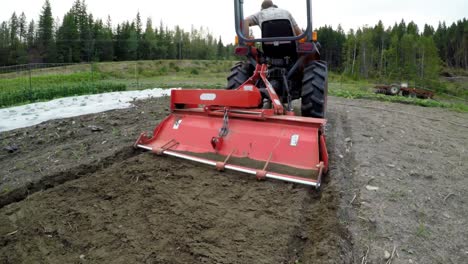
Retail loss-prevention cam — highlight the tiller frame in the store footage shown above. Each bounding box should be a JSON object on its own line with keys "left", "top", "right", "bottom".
{"left": 134, "top": 64, "right": 328, "bottom": 188}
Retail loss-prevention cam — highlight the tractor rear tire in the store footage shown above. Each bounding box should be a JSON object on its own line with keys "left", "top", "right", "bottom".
{"left": 227, "top": 62, "right": 254, "bottom": 90}
{"left": 301, "top": 61, "right": 328, "bottom": 118}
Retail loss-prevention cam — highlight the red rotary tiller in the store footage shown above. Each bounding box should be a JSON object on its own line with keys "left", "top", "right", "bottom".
{"left": 135, "top": 64, "right": 328, "bottom": 188}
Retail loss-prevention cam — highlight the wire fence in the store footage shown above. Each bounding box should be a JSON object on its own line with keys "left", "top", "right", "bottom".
{"left": 0, "top": 62, "right": 134, "bottom": 107}
{"left": 0, "top": 60, "right": 234, "bottom": 108}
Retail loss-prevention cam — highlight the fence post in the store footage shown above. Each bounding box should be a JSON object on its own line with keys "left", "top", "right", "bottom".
{"left": 135, "top": 62, "right": 139, "bottom": 89}
{"left": 28, "top": 63, "right": 32, "bottom": 101}
{"left": 91, "top": 62, "right": 94, "bottom": 82}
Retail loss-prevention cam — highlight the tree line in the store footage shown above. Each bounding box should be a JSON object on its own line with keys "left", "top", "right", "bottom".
{"left": 317, "top": 19, "right": 467, "bottom": 82}
{"left": 0, "top": 0, "right": 466, "bottom": 84}
{"left": 0, "top": 0, "right": 236, "bottom": 66}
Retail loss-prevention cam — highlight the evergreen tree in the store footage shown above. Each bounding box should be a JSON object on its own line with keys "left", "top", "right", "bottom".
{"left": 0, "top": 22, "right": 10, "bottom": 65}
{"left": 37, "top": 0, "right": 56, "bottom": 62}
{"left": 423, "top": 24, "right": 435, "bottom": 37}
{"left": 217, "top": 36, "right": 224, "bottom": 59}
{"left": 27, "top": 20, "right": 35, "bottom": 48}
{"left": 56, "top": 12, "right": 80, "bottom": 62}
{"left": 19, "top": 13, "right": 27, "bottom": 43}
{"left": 141, "top": 18, "right": 157, "bottom": 60}
{"left": 93, "top": 18, "right": 114, "bottom": 61}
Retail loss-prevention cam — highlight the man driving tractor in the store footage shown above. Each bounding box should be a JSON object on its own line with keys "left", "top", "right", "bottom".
{"left": 243, "top": 0, "right": 303, "bottom": 38}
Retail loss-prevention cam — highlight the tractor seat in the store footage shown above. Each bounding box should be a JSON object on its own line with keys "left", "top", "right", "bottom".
{"left": 261, "top": 19, "right": 297, "bottom": 59}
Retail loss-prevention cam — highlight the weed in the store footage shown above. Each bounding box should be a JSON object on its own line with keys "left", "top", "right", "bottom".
{"left": 416, "top": 221, "right": 430, "bottom": 237}
{"left": 112, "top": 128, "right": 121, "bottom": 137}
{"left": 71, "top": 143, "right": 87, "bottom": 161}
{"left": 388, "top": 190, "right": 406, "bottom": 201}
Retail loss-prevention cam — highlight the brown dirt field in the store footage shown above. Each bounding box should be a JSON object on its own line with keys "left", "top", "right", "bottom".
{"left": 0, "top": 96, "right": 467, "bottom": 263}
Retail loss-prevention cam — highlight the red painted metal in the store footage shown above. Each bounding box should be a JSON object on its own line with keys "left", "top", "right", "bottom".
{"left": 298, "top": 42, "right": 314, "bottom": 52}
{"left": 170, "top": 89, "right": 261, "bottom": 109}
{"left": 319, "top": 134, "right": 329, "bottom": 173}
{"left": 135, "top": 63, "right": 329, "bottom": 187}
{"left": 235, "top": 46, "right": 249, "bottom": 56}
{"left": 141, "top": 111, "right": 322, "bottom": 169}
{"left": 236, "top": 64, "right": 285, "bottom": 114}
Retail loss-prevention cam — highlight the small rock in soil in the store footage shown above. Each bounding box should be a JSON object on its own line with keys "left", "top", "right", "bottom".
{"left": 88, "top": 125, "right": 103, "bottom": 132}
{"left": 365, "top": 185, "right": 379, "bottom": 191}
{"left": 298, "top": 232, "right": 308, "bottom": 240}
{"left": 345, "top": 137, "right": 352, "bottom": 142}
{"left": 4, "top": 145, "right": 19, "bottom": 153}
{"left": 424, "top": 175, "right": 434, "bottom": 180}
{"left": 384, "top": 250, "right": 391, "bottom": 260}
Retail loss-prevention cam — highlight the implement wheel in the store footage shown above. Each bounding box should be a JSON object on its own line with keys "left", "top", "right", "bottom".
{"left": 301, "top": 61, "right": 328, "bottom": 118}
{"left": 227, "top": 62, "right": 254, "bottom": 90}
{"left": 389, "top": 85, "right": 401, "bottom": 95}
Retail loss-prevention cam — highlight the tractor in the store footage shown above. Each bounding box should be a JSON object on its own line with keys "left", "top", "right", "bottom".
{"left": 228, "top": 0, "right": 328, "bottom": 118}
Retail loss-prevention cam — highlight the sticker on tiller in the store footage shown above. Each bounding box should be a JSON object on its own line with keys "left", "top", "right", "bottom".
{"left": 173, "top": 119, "right": 182, "bottom": 129}
{"left": 290, "top": 134, "right": 299, "bottom": 146}
{"left": 243, "top": 85, "right": 254, "bottom": 91}
{"left": 267, "top": 84, "right": 277, "bottom": 94}
{"left": 200, "top": 93, "right": 216, "bottom": 100}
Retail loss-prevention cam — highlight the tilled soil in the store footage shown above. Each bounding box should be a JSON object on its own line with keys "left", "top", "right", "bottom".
{"left": 0, "top": 96, "right": 466, "bottom": 263}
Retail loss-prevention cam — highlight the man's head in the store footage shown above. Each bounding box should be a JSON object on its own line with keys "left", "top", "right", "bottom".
{"left": 261, "top": 0, "right": 274, "bottom": 10}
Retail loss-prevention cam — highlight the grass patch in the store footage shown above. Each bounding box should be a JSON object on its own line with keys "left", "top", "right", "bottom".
{"left": 1, "top": 60, "right": 465, "bottom": 113}
{"left": 0, "top": 81, "right": 126, "bottom": 107}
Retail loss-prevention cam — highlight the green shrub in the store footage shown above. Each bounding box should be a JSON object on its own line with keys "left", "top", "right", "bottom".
{"left": 190, "top": 68, "right": 200, "bottom": 75}
{"left": 158, "top": 66, "right": 168, "bottom": 75}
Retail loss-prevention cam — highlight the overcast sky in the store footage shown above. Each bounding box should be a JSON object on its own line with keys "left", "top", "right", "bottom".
{"left": 1, "top": 0, "right": 466, "bottom": 43}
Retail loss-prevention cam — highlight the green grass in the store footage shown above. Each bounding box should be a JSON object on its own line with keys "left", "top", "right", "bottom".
{"left": 1, "top": 60, "right": 466, "bottom": 113}
{"left": 96, "top": 60, "right": 233, "bottom": 90}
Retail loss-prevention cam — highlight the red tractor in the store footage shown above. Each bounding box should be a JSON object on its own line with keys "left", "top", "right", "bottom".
{"left": 228, "top": 0, "right": 328, "bottom": 118}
